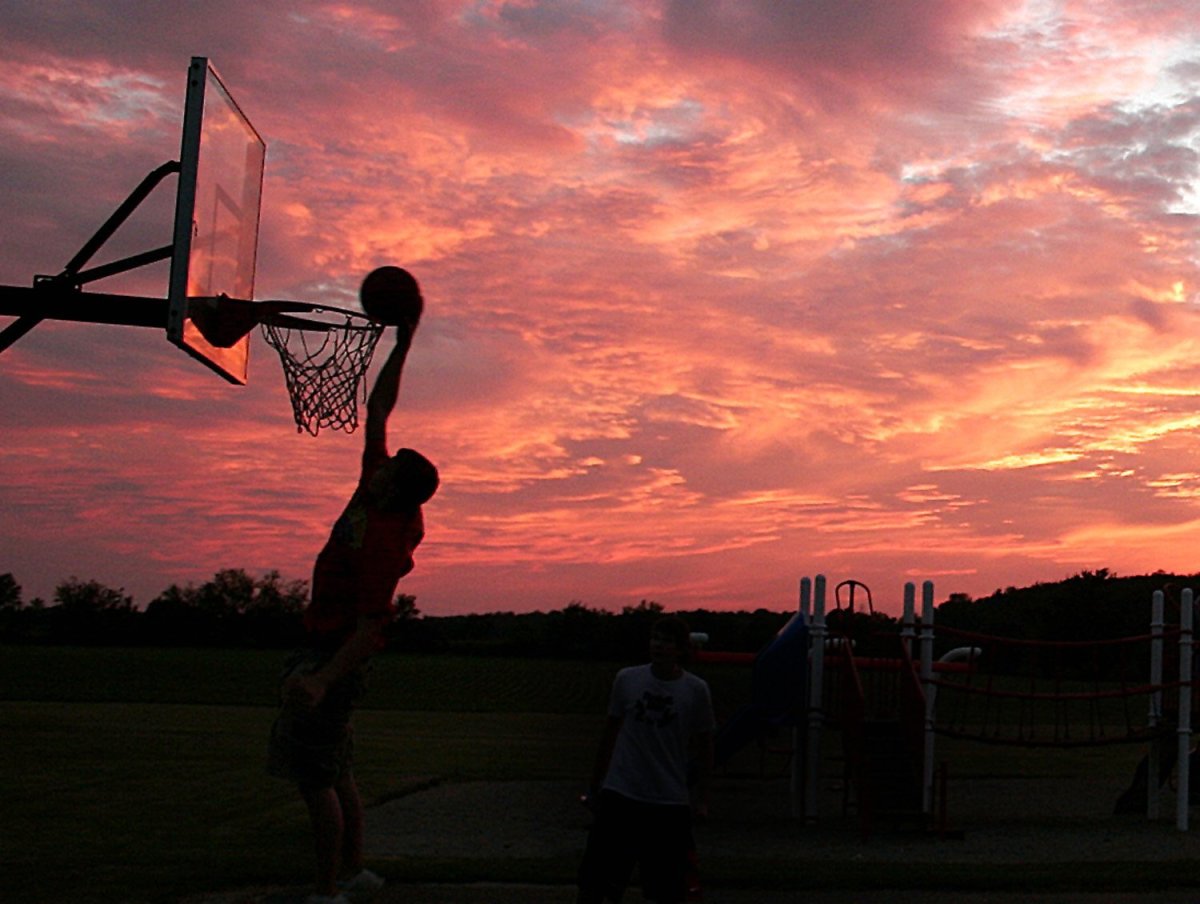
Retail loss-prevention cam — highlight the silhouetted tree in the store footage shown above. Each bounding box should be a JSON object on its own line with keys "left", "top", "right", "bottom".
{"left": 142, "top": 569, "right": 308, "bottom": 647}
{"left": 143, "top": 584, "right": 221, "bottom": 646}
{"left": 55, "top": 577, "right": 133, "bottom": 612}
{"left": 386, "top": 593, "right": 452, "bottom": 651}
{"left": 393, "top": 593, "right": 420, "bottom": 620}
{"left": 0, "top": 573, "right": 24, "bottom": 641}
{"left": 47, "top": 577, "right": 135, "bottom": 644}
{"left": 7, "top": 566, "right": 1195, "bottom": 655}
{"left": 240, "top": 570, "right": 308, "bottom": 647}
{"left": 0, "top": 573, "right": 21, "bottom": 611}
{"left": 932, "top": 570, "right": 1200, "bottom": 676}
{"left": 615, "top": 599, "right": 665, "bottom": 657}
{"left": 193, "top": 568, "right": 258, "bottom": 619}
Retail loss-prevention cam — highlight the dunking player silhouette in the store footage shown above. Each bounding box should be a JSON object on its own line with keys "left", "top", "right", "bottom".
{"left": 268, "top": 267, "right": 438, "bottom": 903}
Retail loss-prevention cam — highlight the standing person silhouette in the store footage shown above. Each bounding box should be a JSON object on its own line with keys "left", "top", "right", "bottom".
{"left": 578, "top": 615, "right": 716, "bottom": 904}
{"left": 268, "top": 270, "right": 438, "bottom": 904}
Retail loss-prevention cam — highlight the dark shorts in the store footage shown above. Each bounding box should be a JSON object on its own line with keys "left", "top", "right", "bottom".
{"left": 578, "top": 789, "right": 693, "bottom": 904}
{"left": 266, "top": 648, "right": 369, "bottom": 792}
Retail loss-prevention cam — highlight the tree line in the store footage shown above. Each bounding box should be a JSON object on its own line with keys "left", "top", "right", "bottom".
{"left": 0, "top": 569, "right": 796, "bottom": 658}
{"left": 1, "top": 567, "right": 1195, "bottom": 660}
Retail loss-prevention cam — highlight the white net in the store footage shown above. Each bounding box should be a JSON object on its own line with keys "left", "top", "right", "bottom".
{"left": 261, "top": 315, "right": 384, "bottom": 435}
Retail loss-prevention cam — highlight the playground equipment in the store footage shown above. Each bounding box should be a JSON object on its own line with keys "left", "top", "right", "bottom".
{"left": 812, "top": 578, "right": 939, "bottom": 833}
{"left": 701, "top": 576, "right": 1198, "bottom": 835}
{"left": 709, "top": 613, "right": 808, "bottom": 773}
{"left": 928, "top": 587, "right": 1195, "bottom": 831}
{"left": 697, "top": 577, "right": 938, "bottom": 828}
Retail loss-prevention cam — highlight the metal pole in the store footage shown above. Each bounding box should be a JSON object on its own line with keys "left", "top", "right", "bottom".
{"left": 921, "top": 581, "right": 936, "bottom": 816}
{"left": 901, "top": 582, "right": 916, "bottom": 658}
{"left": 792, "top": 576, "right": 812, "bottom": 818}
{"left": 804, "top": 575, "right": 827, "bottom": 823}
{"left": 0, "top": 313, "right": 43, "bottom": 355}
{"left": 1149, "top": 590, "right": 1164, "bottom": 820}
{"left": 1177, "top": 588, "right": 1193, "bottom": 831}
{"left": 0, "top": 285, "right": 170, "bottom": 355}
{"left": 69, "top": 244, "right": 174, "bottom": 286}
{"left": 0, "top": 286, "right": 168, "bottom": 326}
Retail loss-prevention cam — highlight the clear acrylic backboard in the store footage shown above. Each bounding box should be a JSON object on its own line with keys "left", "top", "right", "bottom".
{"left": 166, "top": 57, "right": 265, "bottom": 384}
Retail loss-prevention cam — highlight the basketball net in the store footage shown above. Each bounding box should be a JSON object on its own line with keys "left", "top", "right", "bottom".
{"left": 261, "top": 315, "right": 384, "bottom": 435}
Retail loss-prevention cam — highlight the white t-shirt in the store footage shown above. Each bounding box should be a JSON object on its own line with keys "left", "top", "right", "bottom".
{"left": 602, "top": 664, "right": 716, "bottom": 806}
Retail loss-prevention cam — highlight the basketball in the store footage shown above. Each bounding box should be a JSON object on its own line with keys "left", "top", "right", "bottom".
{"left": 360, "top": 266, "right": 423, "bottom": 326}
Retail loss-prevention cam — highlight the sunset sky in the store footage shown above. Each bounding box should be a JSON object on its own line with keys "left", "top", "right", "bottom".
{"left": 3, "top": 1, "right": 1200, "bottom": 617}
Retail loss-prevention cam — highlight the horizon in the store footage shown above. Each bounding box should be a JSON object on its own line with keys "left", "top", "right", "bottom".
{"left": 3, "top": 2, "right": 1200, "bottom": 617}
{"left": 7, "top": 564, "right": 1197, "bottom": 619}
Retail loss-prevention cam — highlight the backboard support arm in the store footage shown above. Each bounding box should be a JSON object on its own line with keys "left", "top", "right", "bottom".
{"left": 0, "top": 159, "right": 181, "bottom": 354}
{"left": 63, "top": 160, "right": 181, "bottom": 278}
{"left": 65, "top": 244, "right": 176, "bottom": 286}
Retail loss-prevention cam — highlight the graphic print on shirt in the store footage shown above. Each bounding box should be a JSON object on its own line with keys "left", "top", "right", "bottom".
{"left": 634, "top": 691, "right": 678, "bottom": 728}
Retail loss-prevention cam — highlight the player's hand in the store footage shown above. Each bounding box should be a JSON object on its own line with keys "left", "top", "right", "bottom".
{"left": 284, "top": 672, "right": 326, "bottom": 708}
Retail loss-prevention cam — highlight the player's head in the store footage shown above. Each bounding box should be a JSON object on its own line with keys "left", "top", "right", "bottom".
{"left": 368, "top": 448, "right": 439, "bottom": 513}
{"left": 650, "top": 615, "right": 692, "bottom": 664}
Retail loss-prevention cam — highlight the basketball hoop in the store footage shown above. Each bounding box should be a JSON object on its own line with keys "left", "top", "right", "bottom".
{"left": 256, "top": 300, "right": 385, "bottom": 436}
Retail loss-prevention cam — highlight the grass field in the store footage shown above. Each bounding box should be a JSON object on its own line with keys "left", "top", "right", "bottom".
{"left": 0, "top": 646, "right": 755, "bottom": 903}
{"left": 2, "top": 646, "right": 1188, "bottom": 902}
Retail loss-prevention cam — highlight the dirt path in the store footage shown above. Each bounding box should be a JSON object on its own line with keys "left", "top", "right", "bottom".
{"left": 184, "top": 773, "right": 1200, "bottom": 903}
{"left": 183, "top": 880, "right": 1200, "bottom": 903}
{"left": 363, "top": 775, "right": 1200, "bottom": 867}
{"left": 358, "top": 887, "right": 1200, "bottom": 903}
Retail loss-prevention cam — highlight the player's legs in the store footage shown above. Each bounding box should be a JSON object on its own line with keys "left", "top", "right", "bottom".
{"left": 268, "top": 651, "right": 362, "bottom": 898}
{"left": 334, "top": 768, "right": 366, "bottom": 876}
{"left": 578, "top": 790, "right": 638, "bottom": 903}
{"left": 301, "top": 784, "right": 344, "bottom": 897}
{"left": 636, "top": 803, "right": 692, "bottom": 904}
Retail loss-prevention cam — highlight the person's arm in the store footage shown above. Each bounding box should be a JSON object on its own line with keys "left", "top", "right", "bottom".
{"left": 585, "top": 715, "right": 623, "bottom": 803}
{"left": 284, "top": 613, "right": 387, "bottom": 708}
{"left": 363, "top": 323, "right": 416, "bottom": 466}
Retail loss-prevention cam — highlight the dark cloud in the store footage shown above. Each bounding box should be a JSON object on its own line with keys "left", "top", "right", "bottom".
{"left": 660, "top": 0, "right": 1010, "bottom": 110}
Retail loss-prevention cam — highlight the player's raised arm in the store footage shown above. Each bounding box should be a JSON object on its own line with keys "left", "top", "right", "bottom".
{"left": 360, "top": 266, "right": 424, "bottom": 468}
{"left": 363, "top": 324, "right": 414, "bottom": 465}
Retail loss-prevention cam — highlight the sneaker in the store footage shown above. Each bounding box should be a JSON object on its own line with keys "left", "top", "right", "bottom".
{"left": 339, "top": 868, "right": 385, "bottom": 900}
{"left": 302, "top": 895, "right": 350, "bottom": 904}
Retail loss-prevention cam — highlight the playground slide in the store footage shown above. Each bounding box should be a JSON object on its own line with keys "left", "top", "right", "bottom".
{"left": 713, "top": 613, "right": 808, "bottom": 767}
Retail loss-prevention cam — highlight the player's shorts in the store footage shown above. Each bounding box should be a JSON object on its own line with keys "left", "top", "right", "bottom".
{"left": 266, "top": 648, "right": 370, "bottom": 792}
{"left": 578, "top": 789, "right": 693, "bottom": 904}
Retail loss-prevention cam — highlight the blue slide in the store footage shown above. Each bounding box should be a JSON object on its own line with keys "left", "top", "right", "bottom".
{"left": 714, "top": 613, "right": 809, "bottom": 767}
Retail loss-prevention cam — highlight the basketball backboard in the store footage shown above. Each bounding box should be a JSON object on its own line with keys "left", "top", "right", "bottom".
{"left": 166, "top": 57, "right": 265, "bottom": 384}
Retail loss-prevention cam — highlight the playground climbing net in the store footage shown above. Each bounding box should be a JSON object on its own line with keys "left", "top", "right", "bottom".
{"left": 929, "top": 626, "right": 1178, "bottom": 747}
